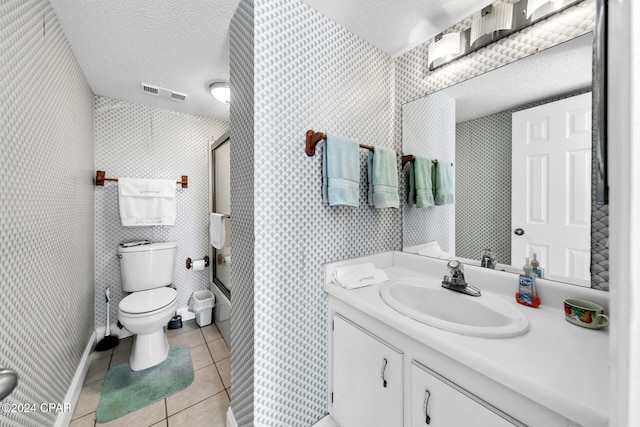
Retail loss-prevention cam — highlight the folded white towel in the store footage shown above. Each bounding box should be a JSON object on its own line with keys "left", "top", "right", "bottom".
{"left": 118, "top": 178, "right": 176, "bottom": 227}
{"left": 332, "top": 263, "right": 389, "bottom": 289}
{"left": 210, "top": 213, "right": 230, "bottom": 249}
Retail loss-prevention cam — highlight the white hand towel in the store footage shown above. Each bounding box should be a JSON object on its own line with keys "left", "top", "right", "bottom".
{"left": 332, "top": 263, "right": 389, "bottom": 289}
{"left": 210, "top": 213, "right": 230, "bottom": 249}
{"left": 416, "top": 241, "right": 453, "bottom": 259}
{"left": 118, "top": 178, "right": 176, "bottom": 227}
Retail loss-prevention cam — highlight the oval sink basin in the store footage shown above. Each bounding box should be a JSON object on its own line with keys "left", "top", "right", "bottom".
{"left": 380, "top": 280, "right": 529, "bottom": 338}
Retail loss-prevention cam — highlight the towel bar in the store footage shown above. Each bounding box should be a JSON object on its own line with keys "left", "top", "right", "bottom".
{"left": 306, "top": 130, "right": 374, "bottom": 157}
{"left": 305, "top": 130, "right": 453, "bottom": 168}
{"left": 95, "top": 171, "right": 188, "bottom": 188}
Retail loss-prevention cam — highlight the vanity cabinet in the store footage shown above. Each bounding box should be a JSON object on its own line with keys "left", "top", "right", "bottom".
{"left": 410, "top": 360, "right": 521, "bottom": 427}
{"left": 331, "top": 314, "right": 404, "bottom": 427}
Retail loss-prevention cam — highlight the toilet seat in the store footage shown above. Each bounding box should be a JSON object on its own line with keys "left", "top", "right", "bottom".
{"left": 119, "top": 287, "right": 177, "bottom": 316}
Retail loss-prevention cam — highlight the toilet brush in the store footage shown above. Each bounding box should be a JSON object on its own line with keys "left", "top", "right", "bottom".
{"left": 95, "top": 288, "right": 120, "bottom": 352}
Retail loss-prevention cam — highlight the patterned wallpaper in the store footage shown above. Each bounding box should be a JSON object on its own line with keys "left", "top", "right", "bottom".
{"left": 94, "top": 96, "right": 229, "bottom": 328}
{"left": 230, "top": 0, "right": 399, "bottom": 424}
{"left": 402, "top": 92, "right": 456, "bottom": 254}
{"left": 0, "top": 0, "right": 95, "bottom": 425}
{"left": 229, "top": 0, "right": 256, "bottom": 425}
{"left": 395, "top": 0, "right": 606, "bottom": 289}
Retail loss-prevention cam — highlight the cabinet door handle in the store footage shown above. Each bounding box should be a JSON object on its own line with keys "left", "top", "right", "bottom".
{"left": 423, "top": 389, "right": 431, "bottom": 424}
{"left": 381, "top": 358, "right": 388, "bottom": 388}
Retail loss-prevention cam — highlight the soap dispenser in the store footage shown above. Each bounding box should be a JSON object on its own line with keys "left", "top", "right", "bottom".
{"left": 530, "top": 253, "right": 544, "bottom": 278}
{"left": 516, "top": 257, "right": 540, "bottom": 308}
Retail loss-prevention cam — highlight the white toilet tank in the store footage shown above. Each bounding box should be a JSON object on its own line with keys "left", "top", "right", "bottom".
{"left": 118, "top": 241, "right": 178, "bottom": 292}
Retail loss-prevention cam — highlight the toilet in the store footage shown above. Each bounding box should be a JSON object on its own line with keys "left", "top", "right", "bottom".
{"left": 117, "top": 241, "right": 178, "bottom": 371}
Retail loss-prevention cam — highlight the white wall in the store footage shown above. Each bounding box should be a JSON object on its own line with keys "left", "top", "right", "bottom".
{"left": 607, "top": 1, "right": 640, "bottom": 425}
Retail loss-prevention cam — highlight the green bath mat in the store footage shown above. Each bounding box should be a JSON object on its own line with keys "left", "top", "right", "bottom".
{"left": 95, "top": 345, "right": 194, "bottom": 423}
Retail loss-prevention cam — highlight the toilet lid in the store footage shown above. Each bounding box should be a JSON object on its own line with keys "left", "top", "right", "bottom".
{"left": 119, "top": 287, "right": 177, "bottom": 314}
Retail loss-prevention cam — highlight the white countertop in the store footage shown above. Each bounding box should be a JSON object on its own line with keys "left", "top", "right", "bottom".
{"left": 325, "top": 251, "right": 609, "bottom": 427}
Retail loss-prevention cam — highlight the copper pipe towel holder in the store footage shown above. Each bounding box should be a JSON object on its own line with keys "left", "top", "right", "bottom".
{"left": 95, "top": 170, "right": 188, "bottom": 188}
{"left": 306, "top": 130, "right": 415, "bottom": 168}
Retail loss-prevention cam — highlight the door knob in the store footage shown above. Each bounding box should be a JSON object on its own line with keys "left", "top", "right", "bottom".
{"left": 514, "top": 228, "right": 525, "bottom": 236}
{"left": 0, "top": 369, "right": 18, "bottom": 401}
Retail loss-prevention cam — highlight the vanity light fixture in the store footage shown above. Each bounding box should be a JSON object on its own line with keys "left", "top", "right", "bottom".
{"left": 527, "top": 0, "right": 556, "bottom": 19}
{"left": 469, "top": 4, "right": 514, "bottom": 46}
{"left": 427, "top": 0, "right": 581, "bottom": 71}
{"left": 209, "top": 82, "right": 230, "bottom": 104}
{"left": 428, "top": 32, "right": 462, "bottom": 68}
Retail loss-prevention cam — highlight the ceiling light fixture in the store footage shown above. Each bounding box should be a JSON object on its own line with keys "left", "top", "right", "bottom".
{"left": 209, "top": 82, "right": 230, "bottom": 104}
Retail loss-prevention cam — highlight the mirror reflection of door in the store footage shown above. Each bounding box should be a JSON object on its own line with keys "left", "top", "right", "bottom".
{"left": 511, "top": 93, "right": 592, "bottom": 285}
{"left": 210, "top": 135, "right": 231, "bottom": 298}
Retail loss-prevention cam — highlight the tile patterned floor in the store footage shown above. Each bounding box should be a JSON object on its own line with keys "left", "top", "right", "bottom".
{"left": 70, "top": 320, "right": 230, "bottom": 427}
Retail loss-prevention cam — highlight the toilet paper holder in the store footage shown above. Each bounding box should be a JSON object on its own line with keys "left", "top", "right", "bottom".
{"left": 186, "top": 256, "right": 209, "bottom": 270}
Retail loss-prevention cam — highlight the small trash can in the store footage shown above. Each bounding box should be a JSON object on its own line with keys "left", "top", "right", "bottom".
{"left": 188, "top": 290, "right": 216, "bottom": 327}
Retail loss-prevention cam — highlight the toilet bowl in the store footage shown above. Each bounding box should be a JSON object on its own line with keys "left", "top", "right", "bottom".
{"left": 117, "top": 241, "right": 178, "bottom": 371}
{"left": 118, "top": 287, "right": 177, "bottom": 371}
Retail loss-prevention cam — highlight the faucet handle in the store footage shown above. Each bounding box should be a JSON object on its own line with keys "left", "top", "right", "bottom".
{"left": 446, "top": 260, "right": 464, "bottom": 277}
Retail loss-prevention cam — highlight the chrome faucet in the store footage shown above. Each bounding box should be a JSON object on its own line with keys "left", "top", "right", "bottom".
{"left": 480, "top": 249, "right": 497, "bottom": 269}
{"left": 441, "top": 260, "right": 481, "bottom": 297}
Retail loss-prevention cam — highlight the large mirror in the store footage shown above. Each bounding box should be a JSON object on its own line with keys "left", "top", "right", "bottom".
{"left": 402, "top": 32, "right": 607, "bottom": 289}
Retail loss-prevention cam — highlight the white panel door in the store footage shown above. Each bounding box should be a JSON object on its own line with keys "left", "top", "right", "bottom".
{"left": 331, "top": 315, "right": 403, "bottom": 427}
{"left": 511, "top": 92, "right": 591, "bottom": 285}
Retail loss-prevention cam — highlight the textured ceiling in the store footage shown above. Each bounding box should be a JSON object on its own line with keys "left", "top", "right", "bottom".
{"left": 49, "top": 0, "right": 490, "bottom": 120}
{"left": 301, "top": 0, "right": 486, "bottom": 57}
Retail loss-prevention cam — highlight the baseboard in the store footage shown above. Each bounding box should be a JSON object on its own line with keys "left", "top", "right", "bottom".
{"left": 226, "top": 407, "right": 238, "bottom": 427}
{"left": 55, "top": 331, "right": 96, "bottom": 427}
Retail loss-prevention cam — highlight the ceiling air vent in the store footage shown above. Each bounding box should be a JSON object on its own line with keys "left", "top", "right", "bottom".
{"left": 170, "top": 91, "right": 187, "bottom": 102}
{"left": 141, "top": 83, "right": 159, "bottom": 95}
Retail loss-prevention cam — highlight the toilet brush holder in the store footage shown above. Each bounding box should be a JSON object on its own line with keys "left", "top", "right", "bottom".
{"left": 168, "top": 314, "right": 183, "bottom": 330}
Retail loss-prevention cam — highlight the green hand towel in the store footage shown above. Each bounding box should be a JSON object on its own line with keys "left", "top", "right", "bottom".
{"left": 406, "top": 161, "right": 416, "bottom": 205}
{"left": 322, "top": 134, "right": 359, "bottom": 207}
{"left": 434, "top": 162, "right": 455, "bottom": 205}
{"left": 367, "top": 147, "right": 399, "bottom": 209}
{"left": 414, "top": 157, "right": 434, "bottom": 208}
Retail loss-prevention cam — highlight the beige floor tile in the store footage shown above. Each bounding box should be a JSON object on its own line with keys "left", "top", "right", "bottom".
{"left": 111, "top": 336, "right": 134, "bottom": 356}
{"left": 215, "top": 357, "right": 231, "bottom": 389}
{"left": 168, "top": 329, "right": 205, "bottom": 349}
{"left": 165, "top": 365, "right": 225, "bottom": 416}
{"left": 206, "top": 338, "right": 230, "bottom": 362}
{"left": 84, "top": 356, "right": 111, "bottom": 385}
{"left": 92, "top": 348, "right": 113, "bottom": 361}
{"left": 72, "top": 380, "right": 104, "bottom": 420}
{"left": 167, "top": 391, "right": 229, "bottom": 427}
{"left": 69, "top": 412, "right": 96, "bottom": 427}
{"left": 200, "top": 323, "right": 221, "bottom": 342}
{"left": 109, "top": 348, "right": 131, "bottom": 369}
{"left": 165, "top": 319, "right": 200, "bottom": 338}
{"left": 150, "top": 419, "right": 167, "bottom": 427}
{"left": 96, "top": 399, "right": 165, "bottom": 427}
{"left": 189, "top": 344, "right": 214, "bottom": 370}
